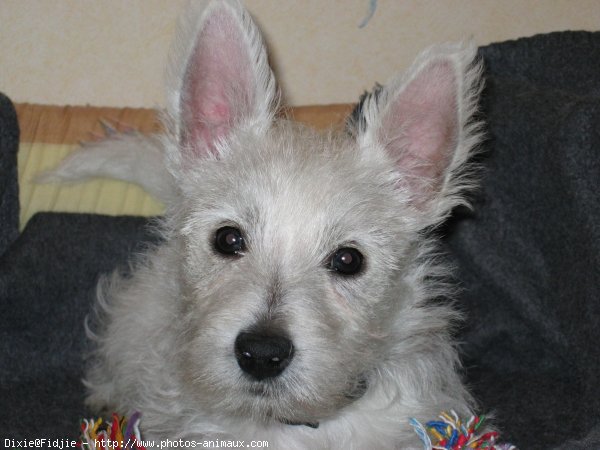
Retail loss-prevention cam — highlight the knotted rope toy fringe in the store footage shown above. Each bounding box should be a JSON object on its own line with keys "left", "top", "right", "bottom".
{"left": 410, "top": 410, "right": 516, "bottom": 449}
{"left": 78, "top": 411, "right": 145, "bottom": 450}
{"left": 79, "top": 409, "right": 516, "bottom": 449}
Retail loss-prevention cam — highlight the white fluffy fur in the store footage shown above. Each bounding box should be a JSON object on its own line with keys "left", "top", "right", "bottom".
{"left": 46, "top": 1, "right": 485, "bottom": 448}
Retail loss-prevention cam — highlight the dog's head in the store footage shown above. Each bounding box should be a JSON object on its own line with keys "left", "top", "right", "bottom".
{"left": 162, "top": 0, "right": 482, "bottom": 425}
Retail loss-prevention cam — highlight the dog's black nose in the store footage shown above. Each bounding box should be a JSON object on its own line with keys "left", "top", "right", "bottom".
{"left": 234, "top": 332, "right": 294, "bottom": 380}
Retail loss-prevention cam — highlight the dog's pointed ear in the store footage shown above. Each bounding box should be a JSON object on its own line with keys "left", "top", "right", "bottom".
{"left": 166, "top": 0, "right": 277, "bottom": 163}
{"left": 351, "top": 44, "right": 483, "bottom": 224}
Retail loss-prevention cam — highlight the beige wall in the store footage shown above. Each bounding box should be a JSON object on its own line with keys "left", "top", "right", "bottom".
{"left": 1, "top": 0, "right": 599, "bottom": 107}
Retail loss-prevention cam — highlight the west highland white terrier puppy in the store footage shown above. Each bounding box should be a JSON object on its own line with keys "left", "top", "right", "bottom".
{"left": 48, "top": 0, "right": 485, "bottom": 447}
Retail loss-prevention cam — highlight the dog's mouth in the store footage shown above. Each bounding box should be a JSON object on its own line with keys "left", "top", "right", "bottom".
{"left": 278, "top": 417, "right": 320, "bottom": 429}
{"left": 248, "top": 382, "right": 271, "bottom": 396}
{"left": 242, "top": 373, "right": 369, "bottom": 428}
{"left": 246, "top": 374, "right": 368, "bottom": 399}
{"left": 276, "top": 377, "right": 368, "bottom": 429}
{"left": 344, "top": 375, "right": 368, "bottom": 400}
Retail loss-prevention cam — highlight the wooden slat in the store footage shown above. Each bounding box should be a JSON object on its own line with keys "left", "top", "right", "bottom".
{"left": 15, "top": 103, "right": 354, "bottom": 145}
{"left": 285, "top": 104, "right": 354, "bottom": 130}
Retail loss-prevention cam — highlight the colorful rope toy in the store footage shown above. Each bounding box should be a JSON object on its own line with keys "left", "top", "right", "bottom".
{"left": 79, "top": 410, "right": 516, "bottom": 449}
{"left": 410, "top": 411, "right": 516, "bottom": 450}
{"left": 78, "top": 412, "right": 145, "bottom": 450}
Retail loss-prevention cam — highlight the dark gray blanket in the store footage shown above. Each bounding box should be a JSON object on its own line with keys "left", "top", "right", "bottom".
{"left": 0, "top": 93, "right": 19, "bottom": 257}
{"left": 1, "top": 32, "right": 599, "bottom": 448}
{"left": 445, "top": 32, "right": 600, "bottom": 448}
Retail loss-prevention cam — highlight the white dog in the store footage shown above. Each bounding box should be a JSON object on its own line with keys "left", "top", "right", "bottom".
{"left": 48, "top": 0, "right": 485, "bottom": 448}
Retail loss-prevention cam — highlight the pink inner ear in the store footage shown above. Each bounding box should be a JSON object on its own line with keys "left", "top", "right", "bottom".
{"left": 382, "top": 60, "right": 459, "bottom": 199}
{"left": 181, "top": 8, "right": 254, "bottom": 157}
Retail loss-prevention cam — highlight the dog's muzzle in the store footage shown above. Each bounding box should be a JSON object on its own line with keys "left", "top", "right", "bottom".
{"left": 234, "top": 332, "right": 294, "bottom": 380}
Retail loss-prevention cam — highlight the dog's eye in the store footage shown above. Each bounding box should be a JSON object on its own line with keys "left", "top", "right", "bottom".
{"left": 215, "top": 227, "right": 245, "bottom": 255}
{"left": 330, "top": 248, "right": 363, "bottom": 275}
